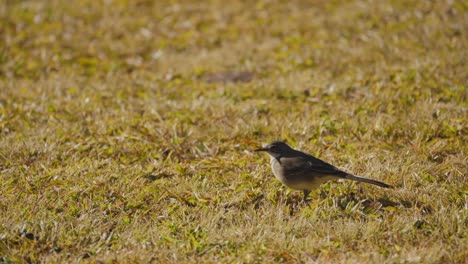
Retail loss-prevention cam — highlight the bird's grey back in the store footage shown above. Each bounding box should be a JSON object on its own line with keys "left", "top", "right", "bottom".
{"left": 270, "top": 149, "right": 347, "bottom": 190}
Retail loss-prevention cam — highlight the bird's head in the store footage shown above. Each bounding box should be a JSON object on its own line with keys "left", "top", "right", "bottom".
{"left": 255, "top": 141, "right": 293, "bottom": 158}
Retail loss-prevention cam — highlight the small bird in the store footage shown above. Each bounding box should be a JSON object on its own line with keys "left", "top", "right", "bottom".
{"left": 255, "top": 141, "right": 391, "bottom": 201}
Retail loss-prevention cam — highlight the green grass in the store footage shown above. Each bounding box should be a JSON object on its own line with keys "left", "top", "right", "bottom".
{"left": 1, "top": 0, "right": 467, "bottom": 262}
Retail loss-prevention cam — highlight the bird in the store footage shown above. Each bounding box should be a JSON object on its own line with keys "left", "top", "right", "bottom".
{"left": 255, "top": 141, "right": 391, "bottom": 201}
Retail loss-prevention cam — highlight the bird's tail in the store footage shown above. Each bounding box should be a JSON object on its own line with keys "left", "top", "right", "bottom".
{"left": 344, "top": 174, "right": 392, "bottom": 188}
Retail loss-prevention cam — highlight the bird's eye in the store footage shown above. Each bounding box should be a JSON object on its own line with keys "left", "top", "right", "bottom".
{"left": 270, "top": 145, "right": 276, "bottom": 150}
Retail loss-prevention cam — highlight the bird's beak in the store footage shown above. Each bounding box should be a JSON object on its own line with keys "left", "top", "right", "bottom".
{"left": 255, "top": 147, "right": 268, "bottom": 152}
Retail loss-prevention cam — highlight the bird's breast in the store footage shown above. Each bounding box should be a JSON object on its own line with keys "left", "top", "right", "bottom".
{"left": 270, "top": 157, "right": 287, "bottom": 184}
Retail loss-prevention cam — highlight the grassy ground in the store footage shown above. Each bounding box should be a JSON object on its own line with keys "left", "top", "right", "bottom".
{"left": 1, "top": 0, "right": 467, "bottom": 263}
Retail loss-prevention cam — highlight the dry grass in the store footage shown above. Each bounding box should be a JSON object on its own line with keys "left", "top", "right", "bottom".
{"left": 0, "top": 0, "right": 467, "bottom": 263}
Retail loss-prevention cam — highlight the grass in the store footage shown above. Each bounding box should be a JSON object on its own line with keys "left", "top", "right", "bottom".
{"left": 0, "top": 0, "right": 467, "bottom": 262}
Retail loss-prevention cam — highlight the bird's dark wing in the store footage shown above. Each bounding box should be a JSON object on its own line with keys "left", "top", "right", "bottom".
{"left": 279, "top": 154, "right": 346, "bottom": 178}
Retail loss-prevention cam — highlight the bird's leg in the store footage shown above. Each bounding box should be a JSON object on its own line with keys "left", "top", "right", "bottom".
{"left": 303, "top": 190, "right": 311, "bottom": 202}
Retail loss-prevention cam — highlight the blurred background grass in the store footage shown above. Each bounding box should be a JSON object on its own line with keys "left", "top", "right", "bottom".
{"left": 0, "top": 0, "right": 466, "bottom": 262}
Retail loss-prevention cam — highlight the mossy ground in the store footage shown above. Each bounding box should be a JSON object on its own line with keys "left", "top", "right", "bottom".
{"left": 0, "top": 0, "right": 467, "bottom": 263}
